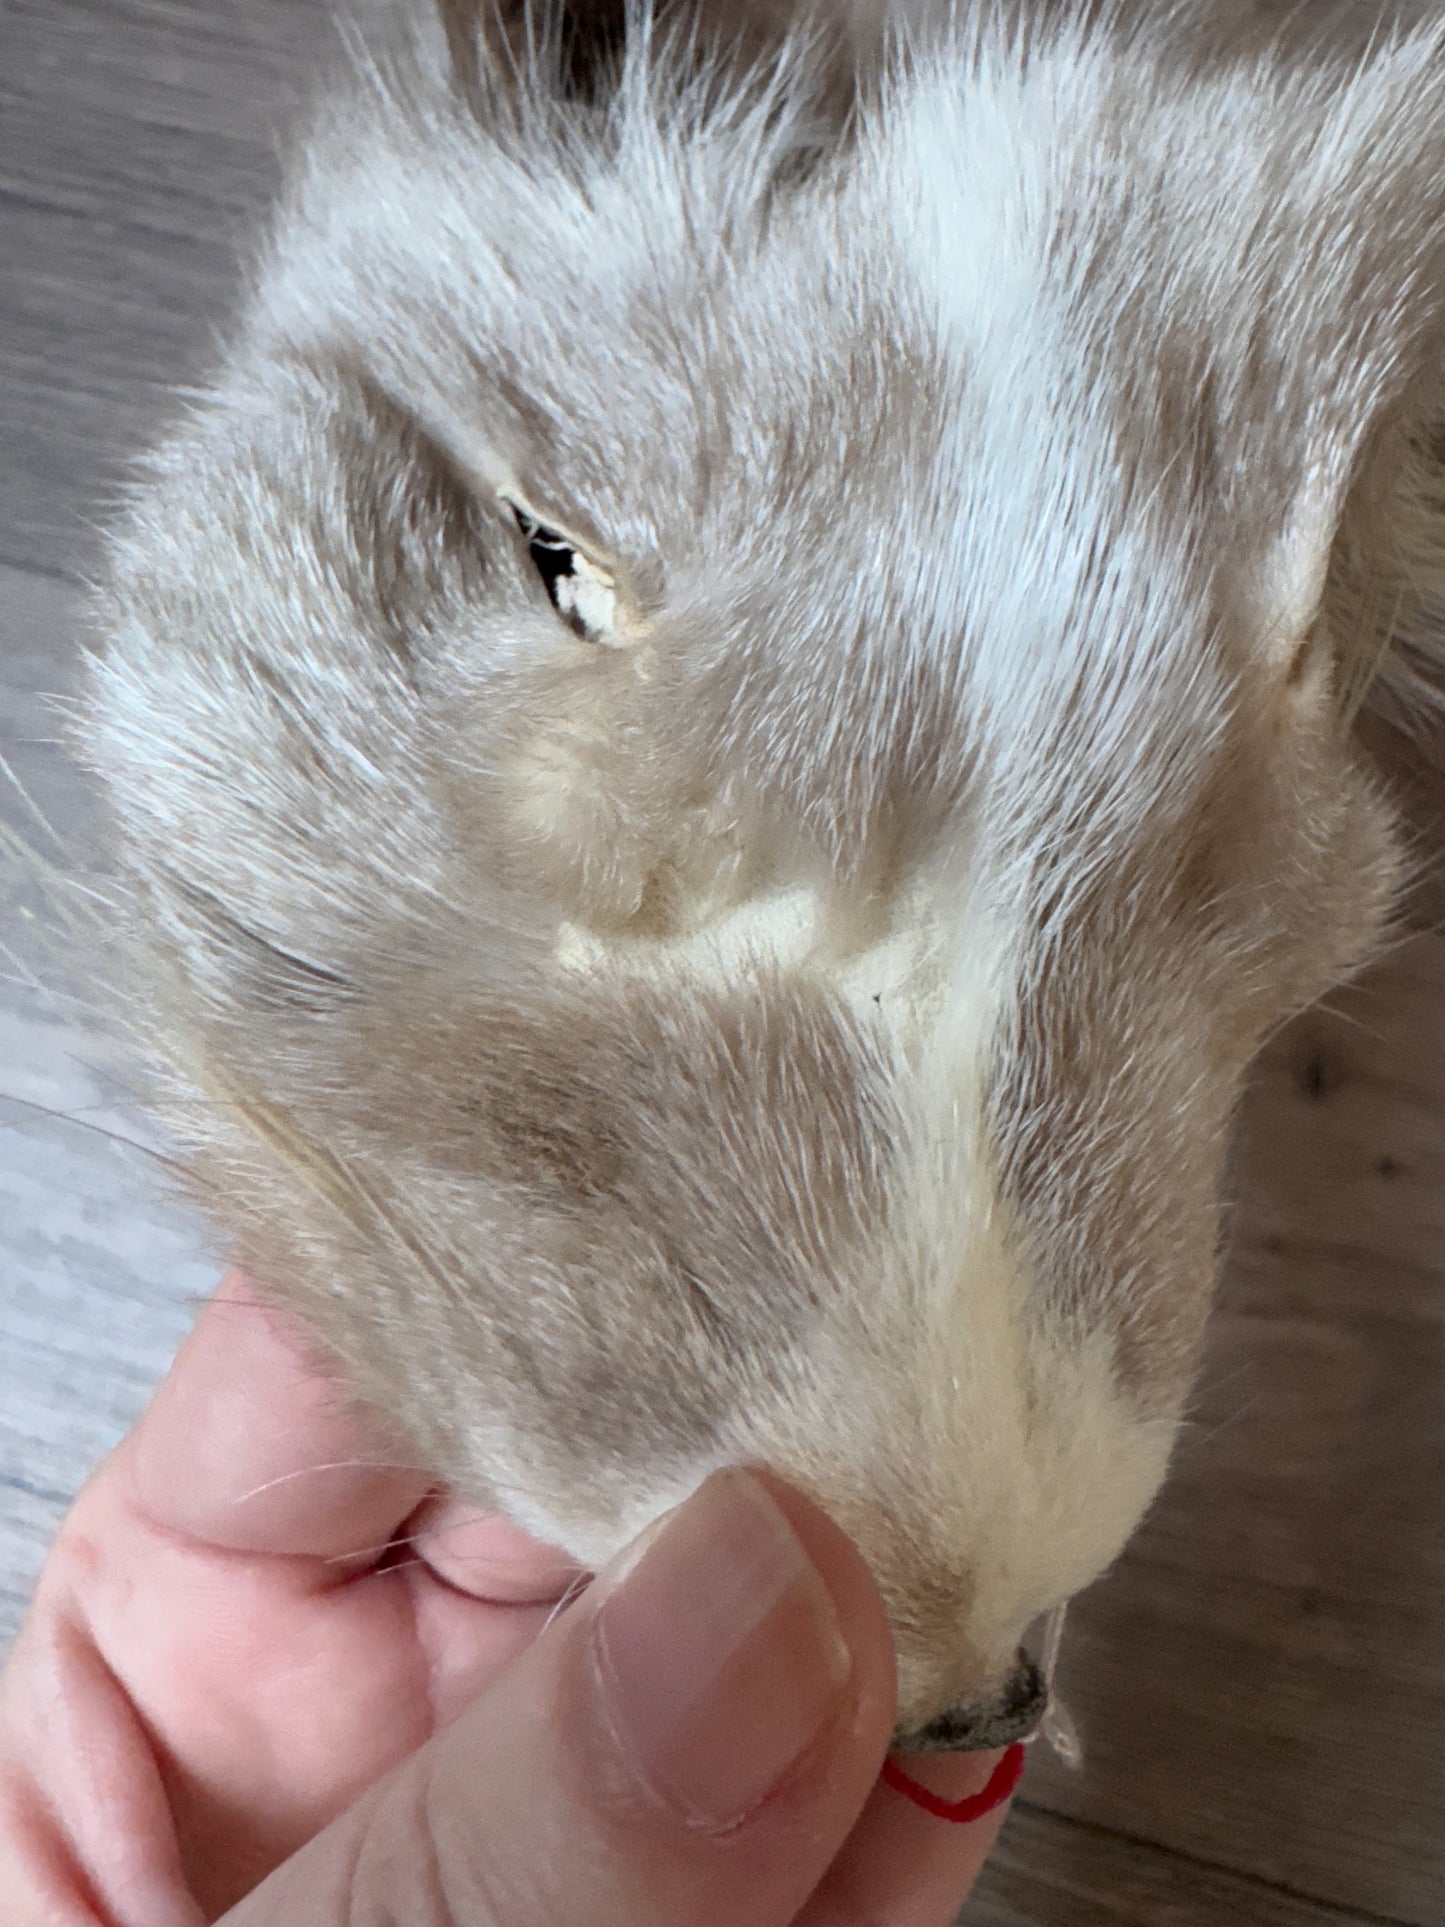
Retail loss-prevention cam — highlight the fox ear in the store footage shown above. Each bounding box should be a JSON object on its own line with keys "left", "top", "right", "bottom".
{"left": 1217, "top": 24, "right": 1445, "bottom": 915}
{"left": 434, "top": 0, "right": 627, "bottom": 109}
{"left": 1191, "top": 28, "right": 1445, "bottom": 716}
{"left": 1330, "top": 386, "right": 1445, "bottom": 929}
{"left": 429, "top": 0, "right": 870, "bottom": 121}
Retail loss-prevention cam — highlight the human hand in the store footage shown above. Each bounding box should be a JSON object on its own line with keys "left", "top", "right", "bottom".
{"left": 0, "top": 1275, "right": 1017, "bottom": 1924}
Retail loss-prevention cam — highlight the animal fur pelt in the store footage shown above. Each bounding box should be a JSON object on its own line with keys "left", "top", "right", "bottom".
{"left": 76, "top": 0, "right": 1445, "bottom": 1737}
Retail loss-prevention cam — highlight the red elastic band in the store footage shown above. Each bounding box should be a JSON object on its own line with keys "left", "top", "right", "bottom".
{"left": 880, "top": 1740, "right": 1026, "bottom": 1823}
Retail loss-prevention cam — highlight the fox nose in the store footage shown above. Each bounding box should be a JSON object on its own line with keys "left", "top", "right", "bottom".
{"left": 892, "top": 1649, "right": 1048, "bottom": 1753}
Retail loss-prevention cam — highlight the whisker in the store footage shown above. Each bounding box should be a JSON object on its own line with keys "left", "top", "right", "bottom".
{"left": 0, "top": 1089, "right": 176, "bottom": 1163}
{"left": 541, "top": 1568, "right": 595, "bottom": 1633}
{"left": 0, "top": 967, "right": 99, "bottom": 1014}
{"left": 0, "top": 748, "right": 70, "bottom": 855}
{"left": 1178, "top": 1378, "right": 1266, "bottom": 1450}
{"left": 183, "top": 1291, "right": 272, "bottom": 1313}
{"left": 323, "top": 1530, "right": 425, "bottom": 1568}
{"left": 347, "top": 1552, "right": 434, "bottom": 1588}
{"left": 232, "top": 1460, "right": 439, "bottom": 1508}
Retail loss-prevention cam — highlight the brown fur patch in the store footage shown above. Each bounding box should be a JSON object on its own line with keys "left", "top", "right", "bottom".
{"left": 340, "top": 972, "right": 895, "bottom": 1283}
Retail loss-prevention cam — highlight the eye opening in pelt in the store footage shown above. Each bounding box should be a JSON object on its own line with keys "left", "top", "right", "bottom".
{"left": 501, "top": 487, "right": 621, "bottom": 642}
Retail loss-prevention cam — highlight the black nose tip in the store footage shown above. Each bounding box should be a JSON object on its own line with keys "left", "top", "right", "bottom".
{"left": 891, "top": 1649, "right": 1048, "bottom": 1754}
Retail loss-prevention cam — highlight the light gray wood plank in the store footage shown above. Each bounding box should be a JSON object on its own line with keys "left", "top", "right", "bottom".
{"left": 0, "top": 0, "right": 337, "bottom": 580}
{"left": 0, "top": 560, "right": 218, "bottom": 1651}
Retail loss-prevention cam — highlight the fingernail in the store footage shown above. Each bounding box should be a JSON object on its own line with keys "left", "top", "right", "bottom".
{"left": 591, "top": 1470, "right": 854, "bottom": 1829}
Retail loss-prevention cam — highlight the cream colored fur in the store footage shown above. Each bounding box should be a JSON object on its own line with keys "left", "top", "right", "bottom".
{"left": 77, "top": 0, "right": 1445, "bottom": 1734}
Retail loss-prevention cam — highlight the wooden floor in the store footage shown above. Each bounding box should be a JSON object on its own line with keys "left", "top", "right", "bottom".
{"left": 2, "top": 6, "right": 1443, "bottom": 1922}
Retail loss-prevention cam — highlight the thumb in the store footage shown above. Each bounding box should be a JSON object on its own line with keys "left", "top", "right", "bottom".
{"left": 222, "top": 1469, "right": 898, "bottom": 1927}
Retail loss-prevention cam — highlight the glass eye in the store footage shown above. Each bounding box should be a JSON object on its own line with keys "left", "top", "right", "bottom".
{"left": 506, "top": 498, "right": 618, "bottom": 644}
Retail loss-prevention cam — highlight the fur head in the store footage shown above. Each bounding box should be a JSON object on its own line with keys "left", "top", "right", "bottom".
{"left": 82, "top": 2, "right": 1445, "bottom": 1733}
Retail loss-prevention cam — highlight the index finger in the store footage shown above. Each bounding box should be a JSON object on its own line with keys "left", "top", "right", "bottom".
{"left": 126, "top": 1272, "right": 430, "bottom": 1561}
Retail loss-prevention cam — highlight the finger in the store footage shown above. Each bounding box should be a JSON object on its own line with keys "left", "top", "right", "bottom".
{"left": 409, "top": 1495, "right": 589, "bottom": 1603}
{"left": 795, "top": 1745, "right": 1019, "bottom": 1926}
{"left": 28, "top": 1441, "right": 565, "bottom": 1914}
{"left": 3, "top": 1272, "right": 589, "bottom": 1922}
{"left": 0, "top": 1603, "right": 206, "bottom": 1927}
{"left": 222, "top": 1470, "right": 899, "bottom": 1927}
{"left": 129, "top": 1273, "right": 430, "bottom": 1559}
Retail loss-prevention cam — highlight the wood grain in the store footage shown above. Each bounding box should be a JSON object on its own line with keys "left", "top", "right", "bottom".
{"left": 2, "top": 5, "right": 1443, "bottom": 1924}
{"left": 974, "top": 1805, "right": 1389, "bottom": 1927}
{"left": 0, "top": 0, "right": 331, "bottom": 581}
